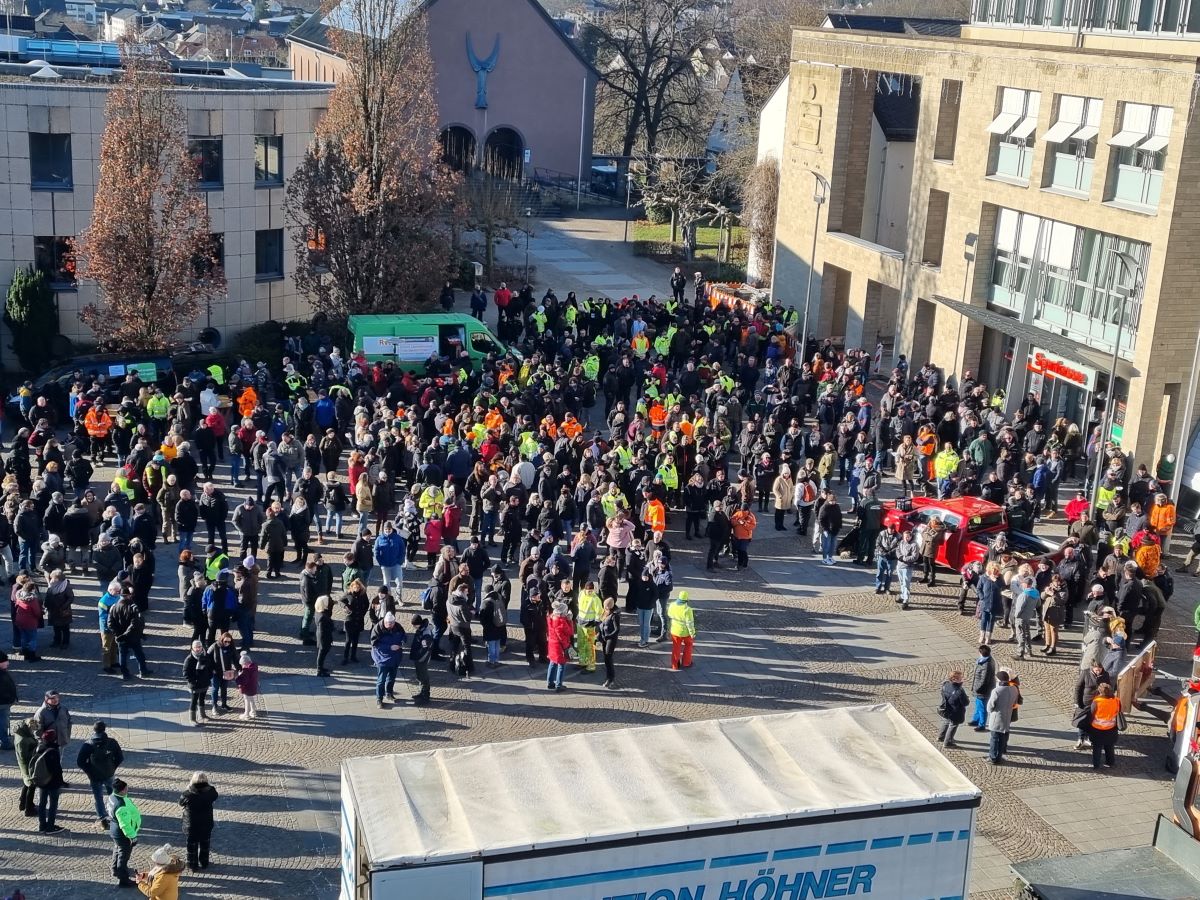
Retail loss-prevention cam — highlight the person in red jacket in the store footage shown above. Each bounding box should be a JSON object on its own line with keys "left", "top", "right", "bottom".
{"left": 443, "top": 498, "right": 463, "bottom": 552}
{"left": 546, "top": 602, "right": 575, "bottom": 691}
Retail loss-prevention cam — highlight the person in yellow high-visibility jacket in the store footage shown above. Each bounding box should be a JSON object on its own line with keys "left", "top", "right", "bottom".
{"left": 668, "top": 591, "right": 696, "bottom": 670}
{"left": 576, "top": 584, "right": 603, "bottom": 673}
{"left": 934, "top": 443, "right": 961, "bottom": 499}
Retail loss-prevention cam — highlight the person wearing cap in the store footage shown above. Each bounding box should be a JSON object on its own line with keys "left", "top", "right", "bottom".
{"left": 136, "top": 843, "right": 184, "bottom": 897}
{"left": 985, "top": 669, "right": 1018, "bottom": 765}
{"left": 936, "top": 670, "right": 968, "bottom": 749}
{"left": 234, "top": 558, "right": 259, "bottom": 652}
{"left": 232, "top": 496, "right": 264, "bottom": 559}
{"left": 370, "top": 612, "right": 406, "bottom": 708}
{"left": 409, "top": 614, "right": 434, "bottom": 705}
{"left": 667, "top": 590, "right": 696, "bottom": 670}
{"left": 546, "top": 602, "right": 574, "bottom": 690}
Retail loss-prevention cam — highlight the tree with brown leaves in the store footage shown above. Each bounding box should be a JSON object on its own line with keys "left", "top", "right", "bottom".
{"left": 286, "top": 5, "right": 459, "bottom": 319}
{"left": 75, "top": 47, "right": 223, "bottom": 351}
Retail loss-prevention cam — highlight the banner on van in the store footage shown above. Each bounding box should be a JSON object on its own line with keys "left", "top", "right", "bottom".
{"left": 363, "top": 336, "right": 437, "bottom": 359}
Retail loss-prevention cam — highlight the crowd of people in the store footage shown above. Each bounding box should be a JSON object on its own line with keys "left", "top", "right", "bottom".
{"left": 0, "top": 266, "right": 1193, "bottom": 889}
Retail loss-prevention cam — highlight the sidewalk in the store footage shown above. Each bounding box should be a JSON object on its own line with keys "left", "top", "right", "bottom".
{"left": 490, "top": 209, "right": 678, "bottom": 300}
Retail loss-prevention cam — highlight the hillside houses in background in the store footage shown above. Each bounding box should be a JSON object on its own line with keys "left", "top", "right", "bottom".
{"left": 8, "top": 0, "right": 302, "bottom": 64}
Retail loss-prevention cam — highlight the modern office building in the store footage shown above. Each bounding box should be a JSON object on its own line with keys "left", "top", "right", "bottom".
{"left": 767, "top": 9, "right": 1200, "bottom": 465}
{"left": 0, "top": 56, "right": 330, "bottom": 350}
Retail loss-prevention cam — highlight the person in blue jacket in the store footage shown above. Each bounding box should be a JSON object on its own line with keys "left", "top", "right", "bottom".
{"left": 370, "top": 613, "right": 406, "bottom": 709}
{"left": 373, "top": 521, "right": 405, "bottom": 597}
{"left": 98, "top": 582, "right": 122, "bottom": 674}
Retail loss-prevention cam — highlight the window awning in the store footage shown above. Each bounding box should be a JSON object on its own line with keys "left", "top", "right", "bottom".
{"left": 1108, "top": 129, "right": 1146, "bottom": 148}
{"left": 1043, "top": 119, "right": 1078, "bottom": 144}
{"left": 1138, "top": 133, "right": 1169, "bottom": 153}
{"left": 930, "top": 296, "right": 1139, "bottom": 383}
{"left": 987, "top": 111, "right": 1020, "bottom": 135}
{"left": 1009, "top": 117, "right": 1038, "bottom": 140}
{"left": 1072, "top": 124, "right": 1099, "bottom": 142}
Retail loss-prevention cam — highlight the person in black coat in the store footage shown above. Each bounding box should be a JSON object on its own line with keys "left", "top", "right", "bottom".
{"left": 315, "top": 595, "right": 335, "bottom": 676}
{"left": 183, "top": 640, "right": 215, "bottom": 725}
{"left": 706, "top": 501, "right": 731, "bottom": 570}
{"left": 33, "top": 729, "right": 65, "bottom": 832}
{"left": 520, "top": 588, "right": 548, "bottom": 666}
{"left": 937, "top": 671, "right": 969, "bottom": 748}
{"left": 340, "top": 581, "right": 369, "bottom": 665}
{"left": 179, "top": 771, "right": 219, "bottom": 871}
{"left": 128, "top": 552, "right": 154, "bottom": 613}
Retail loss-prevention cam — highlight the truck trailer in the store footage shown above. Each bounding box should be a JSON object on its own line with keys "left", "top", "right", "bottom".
{"left": 340, "top": 704, "right": 982, "bottom": 900}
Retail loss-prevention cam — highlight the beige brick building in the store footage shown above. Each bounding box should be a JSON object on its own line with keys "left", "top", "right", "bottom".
{"left": 0, "top": 77, "right": 330, "bottom": 353}
{"left": 770, "top": 11, "right": 1200, "bottom": 466}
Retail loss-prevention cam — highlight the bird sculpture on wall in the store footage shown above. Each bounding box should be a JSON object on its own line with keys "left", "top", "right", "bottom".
{"left": 466, "top": 32, "right": 500, "bottom": 109}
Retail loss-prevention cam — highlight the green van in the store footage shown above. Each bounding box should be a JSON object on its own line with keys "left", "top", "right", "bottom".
{"left": 347, "top": 314, "right": 512, "bottom": 372}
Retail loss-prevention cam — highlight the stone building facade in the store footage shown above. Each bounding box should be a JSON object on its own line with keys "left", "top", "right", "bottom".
{"left": 771, "top": 15, "right": 1200, "bottom": 465}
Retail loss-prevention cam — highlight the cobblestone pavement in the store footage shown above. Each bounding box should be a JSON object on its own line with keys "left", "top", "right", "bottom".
{"left": 1, "top": 458, "right": 1195, "bottom": 899}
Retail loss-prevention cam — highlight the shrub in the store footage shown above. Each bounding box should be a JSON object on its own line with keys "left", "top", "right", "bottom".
{"left": 643, "top": 204, "right": 671, "bottom": 225}
{"left": 4, "top": 267, "right": 60, "bottom": 373}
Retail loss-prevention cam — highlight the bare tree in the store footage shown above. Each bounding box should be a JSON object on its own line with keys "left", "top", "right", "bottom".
{"left": 742, "top": 157, "right": 779, "bottom": 281}
{"left": 638, "top": 152, "right": 713, "bottom": 260}
{"left": 286, "top": 4, "right": 460, "bottom": 318}
{"left": 461, "top": 164, "right": 522, "bottom": 282}
{"left": 727, "top": 0, "right": 826, "bottom": 89}
{"left": 587, "top": 0, "right": 717, "bottom": 157}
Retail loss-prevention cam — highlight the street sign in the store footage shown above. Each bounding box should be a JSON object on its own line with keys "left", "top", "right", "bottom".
{"left": 1111, "top": 401, "right": 1127, "bottom": 445}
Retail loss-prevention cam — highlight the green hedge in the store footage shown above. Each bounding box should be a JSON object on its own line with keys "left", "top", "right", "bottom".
{"left": 632, "top": 240, "right": 676, "bottom": 258}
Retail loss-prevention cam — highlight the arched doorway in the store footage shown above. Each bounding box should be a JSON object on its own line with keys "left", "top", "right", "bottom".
{"left": 440, "top": 125, "right": 476, "bottom": 172}
{"left": 482, "top": 127, "right": 524, "bottom": 179}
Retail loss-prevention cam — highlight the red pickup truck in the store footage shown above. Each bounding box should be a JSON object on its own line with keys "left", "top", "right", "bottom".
{"left": 878, "top": 496, "right": 1065, "bottom": 571}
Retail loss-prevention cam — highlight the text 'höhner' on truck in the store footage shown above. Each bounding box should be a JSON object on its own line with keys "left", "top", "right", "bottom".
{"left": 339, "top": 704, "right": 983, "bottom": 900}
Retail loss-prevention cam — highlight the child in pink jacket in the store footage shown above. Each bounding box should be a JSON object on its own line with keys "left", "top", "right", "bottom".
{"left": 235, "top": 652, "right": 260, "bottom": 719}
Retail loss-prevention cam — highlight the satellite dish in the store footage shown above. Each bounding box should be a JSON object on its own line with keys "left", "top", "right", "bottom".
{"left": 198, "top": 326, "right": 222, "bottom": 348}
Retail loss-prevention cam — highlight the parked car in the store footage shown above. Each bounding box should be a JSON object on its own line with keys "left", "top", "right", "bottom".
{"left": 874, "top": 496, "right": 1065, "bottom": 571}
{"left": 8, "top": 343, "right": 222, "bottom": 420}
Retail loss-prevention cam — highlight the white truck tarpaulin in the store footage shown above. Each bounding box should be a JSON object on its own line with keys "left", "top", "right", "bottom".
{"left": 342, "top": 704, "right": 981, "bottom": 870}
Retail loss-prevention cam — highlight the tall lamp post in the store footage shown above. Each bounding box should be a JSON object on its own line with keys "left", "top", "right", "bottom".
{"left": 799, "top": 171, "right": 830, "bottom": 362}
{"left": 523, "top": 207, "right": 533, "bottom": 285}
{"left": 1089, "top": 249, "right": 1142, "bottom": 512}
{"left": 622, "top": 172, "right": 634, "bottom": 243}
{"left": 953, "top": 233, "right": 978, "bottom": 385}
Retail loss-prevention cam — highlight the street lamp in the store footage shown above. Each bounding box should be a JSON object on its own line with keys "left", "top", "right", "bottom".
{"left": 622, "top": 172, "right": 634, "bottom": 243}
{"left": 523, "top": 207, "right": 533, "bottom": 285}
{"left": 1089, "top": 249, "right": 1142, "bottom": 511}
{"left": 953, "top": 233, "right": 978, "bottom": 385}
{"left": 799, "top": 171, "right": 830, "bottom": 363}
